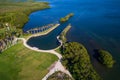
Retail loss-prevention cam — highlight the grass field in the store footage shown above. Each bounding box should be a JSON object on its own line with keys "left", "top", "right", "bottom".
{"left": 0, "top": 41, "right": 58, "bottom": 80}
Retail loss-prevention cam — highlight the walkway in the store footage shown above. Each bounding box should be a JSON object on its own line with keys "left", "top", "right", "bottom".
{"left": 17, "top": 38, "right": 72, "bottom": 80}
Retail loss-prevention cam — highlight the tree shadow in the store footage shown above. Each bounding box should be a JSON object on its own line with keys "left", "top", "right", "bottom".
{"left": 93, "top": 49, "right": 101, "bottom": 62}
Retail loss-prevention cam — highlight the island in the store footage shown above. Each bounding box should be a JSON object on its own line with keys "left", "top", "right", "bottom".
{"left": 59, "top": 13, "right": 74, "bottom": 23}
{"left": 97, "top": 49, "right": 115, "bottom": 68}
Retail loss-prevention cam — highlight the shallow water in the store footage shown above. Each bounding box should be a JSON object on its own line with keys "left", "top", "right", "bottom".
{"left": 23, "top": 0, "right": 120, "bottom": 79}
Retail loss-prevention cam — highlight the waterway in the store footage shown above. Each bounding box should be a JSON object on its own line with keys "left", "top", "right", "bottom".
{"left": 23, "top": 0, "right": 120, "bottom": 80}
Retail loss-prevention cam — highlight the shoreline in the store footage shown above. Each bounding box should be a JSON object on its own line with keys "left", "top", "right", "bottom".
{"left": 17, "top": 24, "right": 73, "bottom": 79}
{"left": 23, "top": 23, "right": 62, "bottom": 51}
{"left": 17, "top": 37, "right": 72, "bottom": 80}
{"left": 53, "top": 35, "right": 63, "bottom": 50}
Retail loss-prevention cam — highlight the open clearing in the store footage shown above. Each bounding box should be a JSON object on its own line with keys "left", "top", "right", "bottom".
{"left": 0, "top": 41, "right": 58, "bottom": 80}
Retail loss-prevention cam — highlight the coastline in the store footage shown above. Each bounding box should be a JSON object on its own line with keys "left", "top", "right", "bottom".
{"left": 53, "top": 35, "right": 63, "bottom": 50}
{"left": 17, "top": 37, "right": 72, "bottom": 80}
{"left": 17, "top": 24, "right": 73, "bottom": 79}
{"left": 8, "top": 0, "right": 120, "bottom": 79}
{"left": 17, "top": 24, "right": 73, "bottom": 80}
{"left": 22, "top": 23, "right": 62, "bottom": 51}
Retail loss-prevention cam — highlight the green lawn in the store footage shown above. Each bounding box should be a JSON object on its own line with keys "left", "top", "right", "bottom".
{"left": 0, "top": 42, "right": 58, "bottom": 80}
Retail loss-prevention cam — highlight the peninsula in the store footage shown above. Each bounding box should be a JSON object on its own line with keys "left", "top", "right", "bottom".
{"left": 59, "top": 24, "right": 71, "bottom": 44}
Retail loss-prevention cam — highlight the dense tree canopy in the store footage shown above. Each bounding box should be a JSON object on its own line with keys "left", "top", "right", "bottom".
{"left": 62, "top": 42, "right": 101, "bottom": 80}
{"left": 97, "top": 50, "right": 115, "bottom": 68}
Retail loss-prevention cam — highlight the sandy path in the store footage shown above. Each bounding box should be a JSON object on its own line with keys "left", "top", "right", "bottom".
{"left": 16, "top": 23, "right": 72, "bottom": 80}
{"left": 42, "top": 60, "right": 72, "bottom": 80}
{"left": 17, "top": 37, "right": 72, "bottom": 80}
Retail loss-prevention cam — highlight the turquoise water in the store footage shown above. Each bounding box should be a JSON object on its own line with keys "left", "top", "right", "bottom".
{"left": 23, "top": 0, "right": 120, "bottom": 79}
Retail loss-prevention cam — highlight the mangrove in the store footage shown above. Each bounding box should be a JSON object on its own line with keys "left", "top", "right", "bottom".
{"left": 97, "top": 49, "right": 115, "bottom": 68}
{"left": 62, "top": 42, "right": 101, "bottom": 80}
{"left": 59, "top": 13, "right": 74, "bottom": 23}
